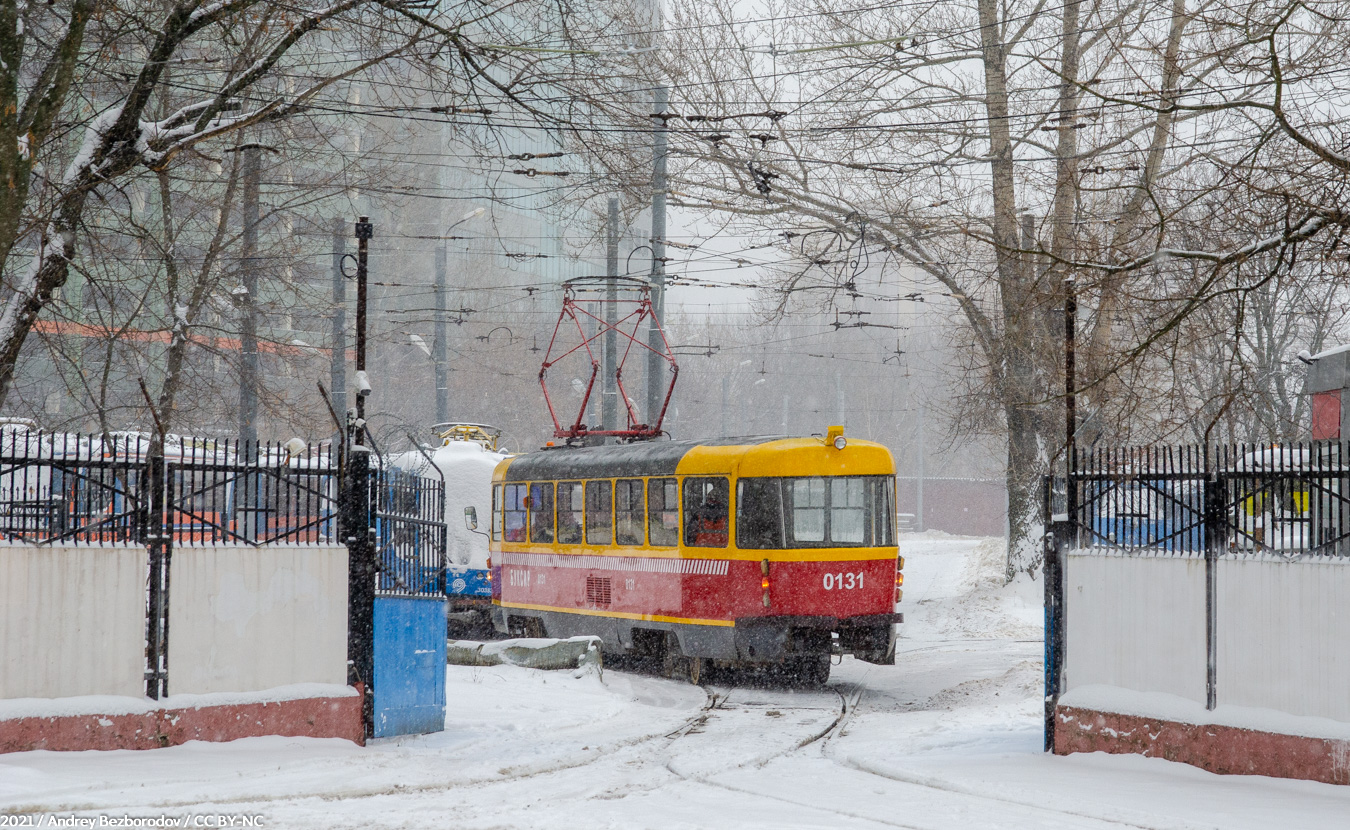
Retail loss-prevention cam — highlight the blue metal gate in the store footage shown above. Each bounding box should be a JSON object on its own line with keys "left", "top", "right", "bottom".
{"left": 373, "top": 596, "right": 446, "bottom": 737}
{"left": 370, "top": 466, "right": 448, "bottom": 738}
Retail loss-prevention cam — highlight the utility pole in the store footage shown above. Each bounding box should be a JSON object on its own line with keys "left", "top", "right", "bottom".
{"left": 1065, "top": 274, "right": 1077, "bottom": 499}
{"left": 434, "top": 244, "right": 449, "bottom": 425}
{"left": 433, "top": 207, "right": 483, "bottom": 427}
{"left": 330, "top": 217, "right": 347, "bottom": 436}
{"left": 354, "top": 216, "right": 372, "bottom": 445}
{"left": 603, "top": 198, "right": 620, "bottom": 434}
{"left": 347, "top": 215, "right": 375, "bottom": 738}
{"left": 646, "top": 85, "right": 668, "bottom": 426}
{"left": 916, "top": 402, "right": 926, "bottom": 533}
{"left": 237, "top": 145, "right": 261, "bottom": 447}
{"left": 720, "top": 376, "right": 730, "bottom": 437}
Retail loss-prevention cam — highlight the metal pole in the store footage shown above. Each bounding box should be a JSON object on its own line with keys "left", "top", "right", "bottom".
{"left": 646, "top": 86, "right": 668, "bottom": 426}
{"left": 720, "top": 375, "right": 729, "bottom": 437}
{"left": 916, "top": 402, "right": 926, "bottom": 533}
{"left": 354, "top": 216, "right": 372, "bottom": 445}
{"left": 1065, "top": 275, "right": 1077, "bottom": 506}
{"left": 330, "top": 217, "right": 347, "bottom": 439}
{"left": 145, "top": 452, "right": 169, "bottom": 699}
{"left": 238, "top": 145, "right": 261, "bottom": 446}
{"left": 1204, "top": 444, "right": 1219, "bottom": 711}
{"left": 434, "top": 244, "right": 449, "bottom": 424}
{"left": 603, "top": 198, "right": 620, "bottom": 434}
{"left": 344, "top": 445, "right": 375, "bottom": 738}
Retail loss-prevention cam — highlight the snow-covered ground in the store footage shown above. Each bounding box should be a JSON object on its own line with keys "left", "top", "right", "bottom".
{"left": 5, "top": 534, "right": 1349, "bottom": 828}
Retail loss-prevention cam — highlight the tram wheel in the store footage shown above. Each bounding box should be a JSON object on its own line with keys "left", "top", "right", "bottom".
{"left": 787, "top": 655, "right": 830, "bottom": 687}
{"left": 661, "top": 633, "right": 703, "bottom": 684}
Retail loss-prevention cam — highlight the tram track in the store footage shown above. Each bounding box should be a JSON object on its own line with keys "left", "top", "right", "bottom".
{"left": 12, "top": 661, "right": 1230, "bottom": 829}
{"left": 656, "top": 667, "right": 1217, "bottom": 830}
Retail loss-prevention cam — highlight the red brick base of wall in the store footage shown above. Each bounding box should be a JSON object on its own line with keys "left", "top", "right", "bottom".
{"left": 1055, "top": 705, "right": 1350, "bottom": 785}
{"left": 0, "top": 692, "right": 364, "bottom": 754}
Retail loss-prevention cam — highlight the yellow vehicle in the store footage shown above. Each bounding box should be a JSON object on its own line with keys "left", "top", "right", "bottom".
{"left": 485, "top": 427, "right": 903, "bottom": 684}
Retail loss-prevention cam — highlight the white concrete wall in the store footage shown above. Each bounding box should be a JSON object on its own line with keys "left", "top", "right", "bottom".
{"left": 1217, "top": 556, "right": 1350, "bottom": 722}
{"left": 1065, "top": 551, "right": 1207, "bottom": 704}
{"left": 168, "top": 545, "right": 349, "bottom": 695}
{"left": 0, "top": 544, "right": 146, "bottom": 699}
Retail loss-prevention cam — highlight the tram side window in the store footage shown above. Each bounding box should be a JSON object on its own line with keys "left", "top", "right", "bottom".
{"left": 736, "top": 478, "right": 783, "bottom": 549}
{"left": 648, "top": 478, "right": 679, "bottom": 547}
{"left": 616, "top": 479, "right": 645, "bottom": 545}
{"left": 786, "top": 478, "right": 827, "bottom": 544}
{"left": 874, "top": 477, "right": 895, "bottom": 546}
{"left": 683, "top": 477, "right": 729, "bottom": 548}
{"left": 586, "top": 480, "right": 612, "bottom": 545}
{"left": 529, "top": 482, "right": 555, "bottom": 543}
{"left": 831, "top": 478, "right": 867, "bottom": 544}
{"left": 491, "top": 484, "right": 502, "bottom": 541}
{"left": 556, "top": 482, "right": 584, "bottom": 544}
{"left": 503, "top": 483, "right": 527, "bottom": 542}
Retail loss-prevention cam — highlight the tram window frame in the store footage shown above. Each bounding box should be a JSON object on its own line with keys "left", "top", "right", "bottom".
{"left": 503, "top": 483, "right": 528, "bottom": 543}
{"left": 615, "top": 479, "right": 645, "bottom": 546}
{"left": 736, "top": 478, "right": 784, "bottom": 549}
{"left": 787, "top": 477, "right": 827, "bottom": 544}
{"left": 830, "top": 478, "right": 867, "bottom": 544}
{"left": 874, "top": 477, "right": 896, "bottom": 546}
{"left": 529, "top": 482, "right": 555, "bottom": 543}
{"left": 683, "top": 476, "right": 729, "bottom": 548}
{"left": 491, "top": 484, "right": 502, "bottom": 541}
{"left": 648, "top": 478, "right": 679, "bottom": 548}
{"left": 556, "top": 481, "right": 584, "bottom": 545}
{"left": 585, "top": 480, "right": 613, "bottom": 546}
{"left": 738, "top": 476, "right": 895, "bottom": 548}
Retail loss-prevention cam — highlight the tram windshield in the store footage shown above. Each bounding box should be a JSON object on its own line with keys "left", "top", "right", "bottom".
{"left": 736, "top": 476, "right": 895, "bottom": 549}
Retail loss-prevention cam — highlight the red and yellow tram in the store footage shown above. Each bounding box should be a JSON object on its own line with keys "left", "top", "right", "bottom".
{"left": 487, "top": 427, "right": 903, "bottom": 684}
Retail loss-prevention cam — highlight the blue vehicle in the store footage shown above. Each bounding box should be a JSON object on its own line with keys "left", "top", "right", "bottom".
{"left": 388, "top": 424, "right": 510, "bottom": 631}
{"left": 1087, "top": 478, "right": 1204, "bottom": 553}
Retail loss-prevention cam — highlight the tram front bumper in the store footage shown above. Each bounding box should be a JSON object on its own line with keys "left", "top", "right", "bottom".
{"left": 733, "top": 613, "right": 902, "bottom": 664}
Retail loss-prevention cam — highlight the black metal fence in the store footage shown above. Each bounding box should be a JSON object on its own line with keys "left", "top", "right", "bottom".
{"left": 1043, "top": 439, "right": 1350, "bottom": 752}
{"left": 0, "top": 431, "right": 148, "bottom": 544}
{"left": 1063, "top": 442, "right": 1350, "bottom": 557}
{"left": 0, "top": 431, "right": 341, "bottom": 547}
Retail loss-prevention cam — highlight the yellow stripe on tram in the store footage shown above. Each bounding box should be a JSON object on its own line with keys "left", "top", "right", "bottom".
{"left": 497, "top": 545, "right": 898, "bottom": 563}
{"left": 498, "top": 600, "right": 736, "bottom": 628}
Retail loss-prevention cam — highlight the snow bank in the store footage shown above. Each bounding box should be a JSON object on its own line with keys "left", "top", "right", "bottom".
{"left": 447, "top": 636, "right": 602, "bottom": 672}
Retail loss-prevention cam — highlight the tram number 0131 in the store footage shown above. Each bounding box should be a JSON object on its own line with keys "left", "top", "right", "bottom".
{"left": 823, "top": 571, "right": 864, "bottom": 590}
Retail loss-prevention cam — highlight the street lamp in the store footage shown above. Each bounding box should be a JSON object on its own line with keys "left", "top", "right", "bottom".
{"left": 435, "top": 206, "right": 486, "bottom": 423}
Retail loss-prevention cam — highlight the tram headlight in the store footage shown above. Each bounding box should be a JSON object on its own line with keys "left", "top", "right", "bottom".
{"left": 833, "top": 435, "right": 847, "bottom": 450}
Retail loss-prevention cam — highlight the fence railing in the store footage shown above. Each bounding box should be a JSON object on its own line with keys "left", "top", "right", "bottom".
{"left": 1067, "top": 442, "right": 1350, "bottom": 557}
{"left": 0, "top": 432, "right": 148, "bottom": 545}
{"left": 0, "top": 431, "right": 339, "bottom": 547}
{"left": 168, "top": 440, "right": 338, "bottom": 546}
{"left": 374, "top": 466, "right": 446, "bottom": 597}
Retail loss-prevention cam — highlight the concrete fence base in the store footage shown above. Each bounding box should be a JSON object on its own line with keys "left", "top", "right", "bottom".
{"left": 0, "top": 685, "right": 363, "bottom": 754}
{"left": 1055, "top": 705, "right": 1350, "bottom": 786}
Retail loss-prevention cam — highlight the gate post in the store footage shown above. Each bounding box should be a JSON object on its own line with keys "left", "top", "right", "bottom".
{"left": 1043, "top": 475, "right": 1070, "bottom": 753}
{"left": 344, "top": 446, "right": 376, "bottom": 738}
{"left": 1203, "top": 445, "right": 1222, "bottom": 711}
{"left": 144, "top": 453, "right": 171, "bottom": 699}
